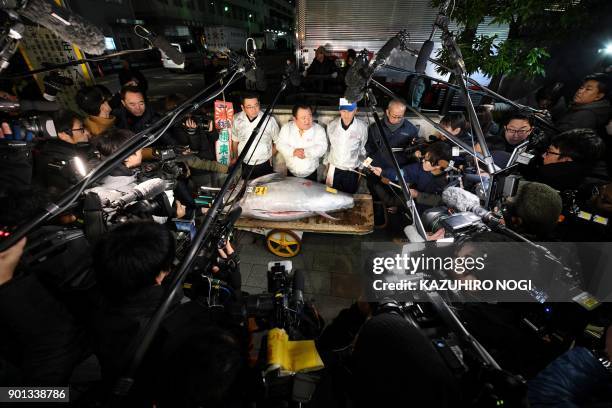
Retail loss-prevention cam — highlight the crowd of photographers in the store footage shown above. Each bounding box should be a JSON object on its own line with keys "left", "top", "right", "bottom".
{"left": 0, "top": 57, "right": 612, "bottom": 407}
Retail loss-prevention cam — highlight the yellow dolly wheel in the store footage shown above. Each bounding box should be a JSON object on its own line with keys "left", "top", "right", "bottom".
{"left": 266, "top": 229, "right": 301, "bottom": 257}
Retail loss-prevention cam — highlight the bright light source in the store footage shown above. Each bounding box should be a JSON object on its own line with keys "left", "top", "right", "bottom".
{"left": 605, "top": 44, "right": 612, "bottom": 55}
{"left": 104, "top": 37, "right": 116, "bottom": 50}
{"left": 248, "top": 13, "right": 252, "bottom": 18}
{"left": 73, "top": 156, "right": 87, "bottom": 177}
{"left": 224, "top": 5, "right": 229, "bottom": 11}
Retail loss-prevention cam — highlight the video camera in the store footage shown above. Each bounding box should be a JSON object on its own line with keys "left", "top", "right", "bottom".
{"left": 246, "top": 261, "right": 307, "bottom": 335}
{"left": 141, "top": 146, "right": 190, "bottom": 185}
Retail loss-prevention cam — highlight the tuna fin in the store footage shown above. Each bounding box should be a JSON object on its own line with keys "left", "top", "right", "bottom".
{"left": 316, "top": 211, "right": 339, "bottom": 220}
{"left": 249, "top": 172, "right": 284, "bottom": 185}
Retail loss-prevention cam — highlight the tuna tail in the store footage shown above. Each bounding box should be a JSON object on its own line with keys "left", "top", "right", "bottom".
{"left": 316, "top": 211, "right": 339, "bottom": 220}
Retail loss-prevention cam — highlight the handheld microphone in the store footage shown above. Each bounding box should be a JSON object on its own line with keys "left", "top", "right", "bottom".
{"left": 112, "top": 178, "right": 166, "bottom": 208}
{"left": 14, "top": 0, "right": 105, "bottom": 55}
{"left": 442, "top": 186, "right": 502, "bottom": 225}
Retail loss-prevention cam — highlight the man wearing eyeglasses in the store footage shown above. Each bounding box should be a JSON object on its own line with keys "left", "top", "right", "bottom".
{"left": 526, "top": 128, "right": 605, "bottom": 191}
{"left": 365, "top": 99, "right": 419, "bottom": 171}
{"left": 34, "top": 110, "right": 92, "bottom": 193}
{"left": 231, "top": 92, "right": 279, "bottom": 180}
{"left": 487, "top": 113, "right": 535, "bottom": 153}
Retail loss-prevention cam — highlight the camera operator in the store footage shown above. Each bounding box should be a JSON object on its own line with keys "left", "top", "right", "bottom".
{"left": 33, "top": 109, "right": 92, "bottom": 194}
{"left": 434, "top": 112, "right": 473, "bottom": 146}
{"left": 75, "top": 85, "right": 116, "bottom": 138}
{"left": 370, "top": 141, "right": 452, "bottom": 214}
{"left": 503, "top": 181, "right": 563, "bottom": 240}
{"left": 91, "top": 221, "right": 247, "bottom": 405}
{"left": 481, "top": 113, "right": 536, "bottom": 167}
{"left": 317, "top": 304, "right": 459, "bottom": 408}
{"left": 0, "top": 235, "right": 89, "bottom": 386}
{"left": 350, "top": 313, "right": 459, "bottom": 407}
{"left": 524, "top": 128, "right": 606, "bottom": 191}
{"left": 173, "top": 106, "right": 230, "bottom": 189}
{"left": 528, "top": 326, "right": 612, "bottom": 407}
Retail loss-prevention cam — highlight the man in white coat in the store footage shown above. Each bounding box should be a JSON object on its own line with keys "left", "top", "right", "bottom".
{"left": 276, "top": 104, "right": 328, "bottom": 181}
{"left": 324, "top": 98, "right": 368, "bottom": 193}
{"left": 231, "top": 92, "right": 280, "bottom": 180}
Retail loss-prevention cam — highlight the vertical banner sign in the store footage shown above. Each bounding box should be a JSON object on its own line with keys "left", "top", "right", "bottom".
{"left": 17, "top": 0, "right": 94, "bottom": 111}
{"left": 214, "top": 100, "right": 234, "bottom": 166}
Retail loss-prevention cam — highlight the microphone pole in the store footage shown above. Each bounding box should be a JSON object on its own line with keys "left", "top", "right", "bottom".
{"left": 0, "top": 69, "right": 243, "bottom": 251}
{"left": 364, "top": 89, "right": 427, "bottom": 241}
{"left": 108, "top": 77, "right": 288, "bottom": 405}
{"left": 432, "top": 11, "right": 500, "bottom": 209}
{"left": 399, "top": 48, "right": 558, "bottom": 135}
{"left": 370, "top": 78, "right": 495, "bottom": 170}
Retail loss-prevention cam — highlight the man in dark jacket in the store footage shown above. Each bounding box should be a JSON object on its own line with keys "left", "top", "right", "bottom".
{"left": 305, "top": 45, "right": 340, "bottom": 93}
{"left": 526, "top": 128, "right": 605, "bottom": 191}
{"left": 371, "top": 141, "right": 450, "bottom": 212}
{"left": 91, "top": 221, "right": 245, "bottom": 404}
{"left": 113, "top": 86, "right": 174, "bottom": 145}
{"left": 34, "top": 110, "right": 92, "bottom": 194}
{"left": 556, "top": 73, "right": 611, "bottom": 137}
{"left": 0, "top": 237, "right": 89, "bottom": 386}
{"left": 366, "top": 98, "right": 419, "bottom": 171}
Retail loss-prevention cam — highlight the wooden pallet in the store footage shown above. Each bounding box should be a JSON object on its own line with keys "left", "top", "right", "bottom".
{"left": 235, "top": 194, "right": 374, "bottom": 235}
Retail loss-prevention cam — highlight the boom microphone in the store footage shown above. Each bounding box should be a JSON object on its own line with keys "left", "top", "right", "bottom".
{"left": 344, "top": 51, "right": 370, "bottom": 103}
{"left": 344, "top": 30, "right": 410, "bottom": 103}
{"left": 150, "top": 33, "right": 185, "bottom": 66}
{"left": 136, "top": 25, "right": 185, "bottom": 65}
{"left": 442, "top": 186, "right": 502, "bottom": 225}
{"left": 14, "top": 0, "right": 105, "bottom": 55}
{"left": 414, "top": 40, "right": 434, "bottom": 74}
{"left": 0, "top": 99, "right": 60, "bottom": 112}
{"left": 113, "top": 178, "right": 166, "bottom": 208}
{"left": 415, "top": 0, "right": 453, "bottom": 73}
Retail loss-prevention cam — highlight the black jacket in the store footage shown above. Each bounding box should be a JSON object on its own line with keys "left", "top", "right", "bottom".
{"left": 91, "top": 285, "right": 177, "bottom": 389}
{"left": 366, "top": 119, "right": 419, "bottom": 170}
{"left": 0, "top": 273, "right": 89, "bottom": 385}
{"left": 527, "top": 161, "right": 587, "bottom": 191}
{"left": 34, "top": 139, "right": 91, "bottom": 192}
{"left": 114, "top": 106, "right": 157, "bottom": 133}
{"left": 556, "top": 99, "right": 612, "bottom": 136}
{"left": 306, "top": 57, "right": 338, "bottom": 77}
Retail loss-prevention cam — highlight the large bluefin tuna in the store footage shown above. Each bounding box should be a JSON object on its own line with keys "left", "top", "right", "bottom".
{"left": 238, "top": 173, "right": 354, "bottom": 220}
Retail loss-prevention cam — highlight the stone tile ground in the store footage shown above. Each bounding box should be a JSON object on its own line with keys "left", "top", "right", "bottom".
{"left": 235, "top": 229, "right": 393, "bottom": 323}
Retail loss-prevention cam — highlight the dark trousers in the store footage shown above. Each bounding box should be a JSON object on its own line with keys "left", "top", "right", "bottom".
{"left": 288, "top": 169, "right": 317, "bottom": 182}
{"left": 241, "top": 161, "right": 273, "bottom": 180}
{"left": 331, "top": 168, "right": 360, "bottom": 194}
